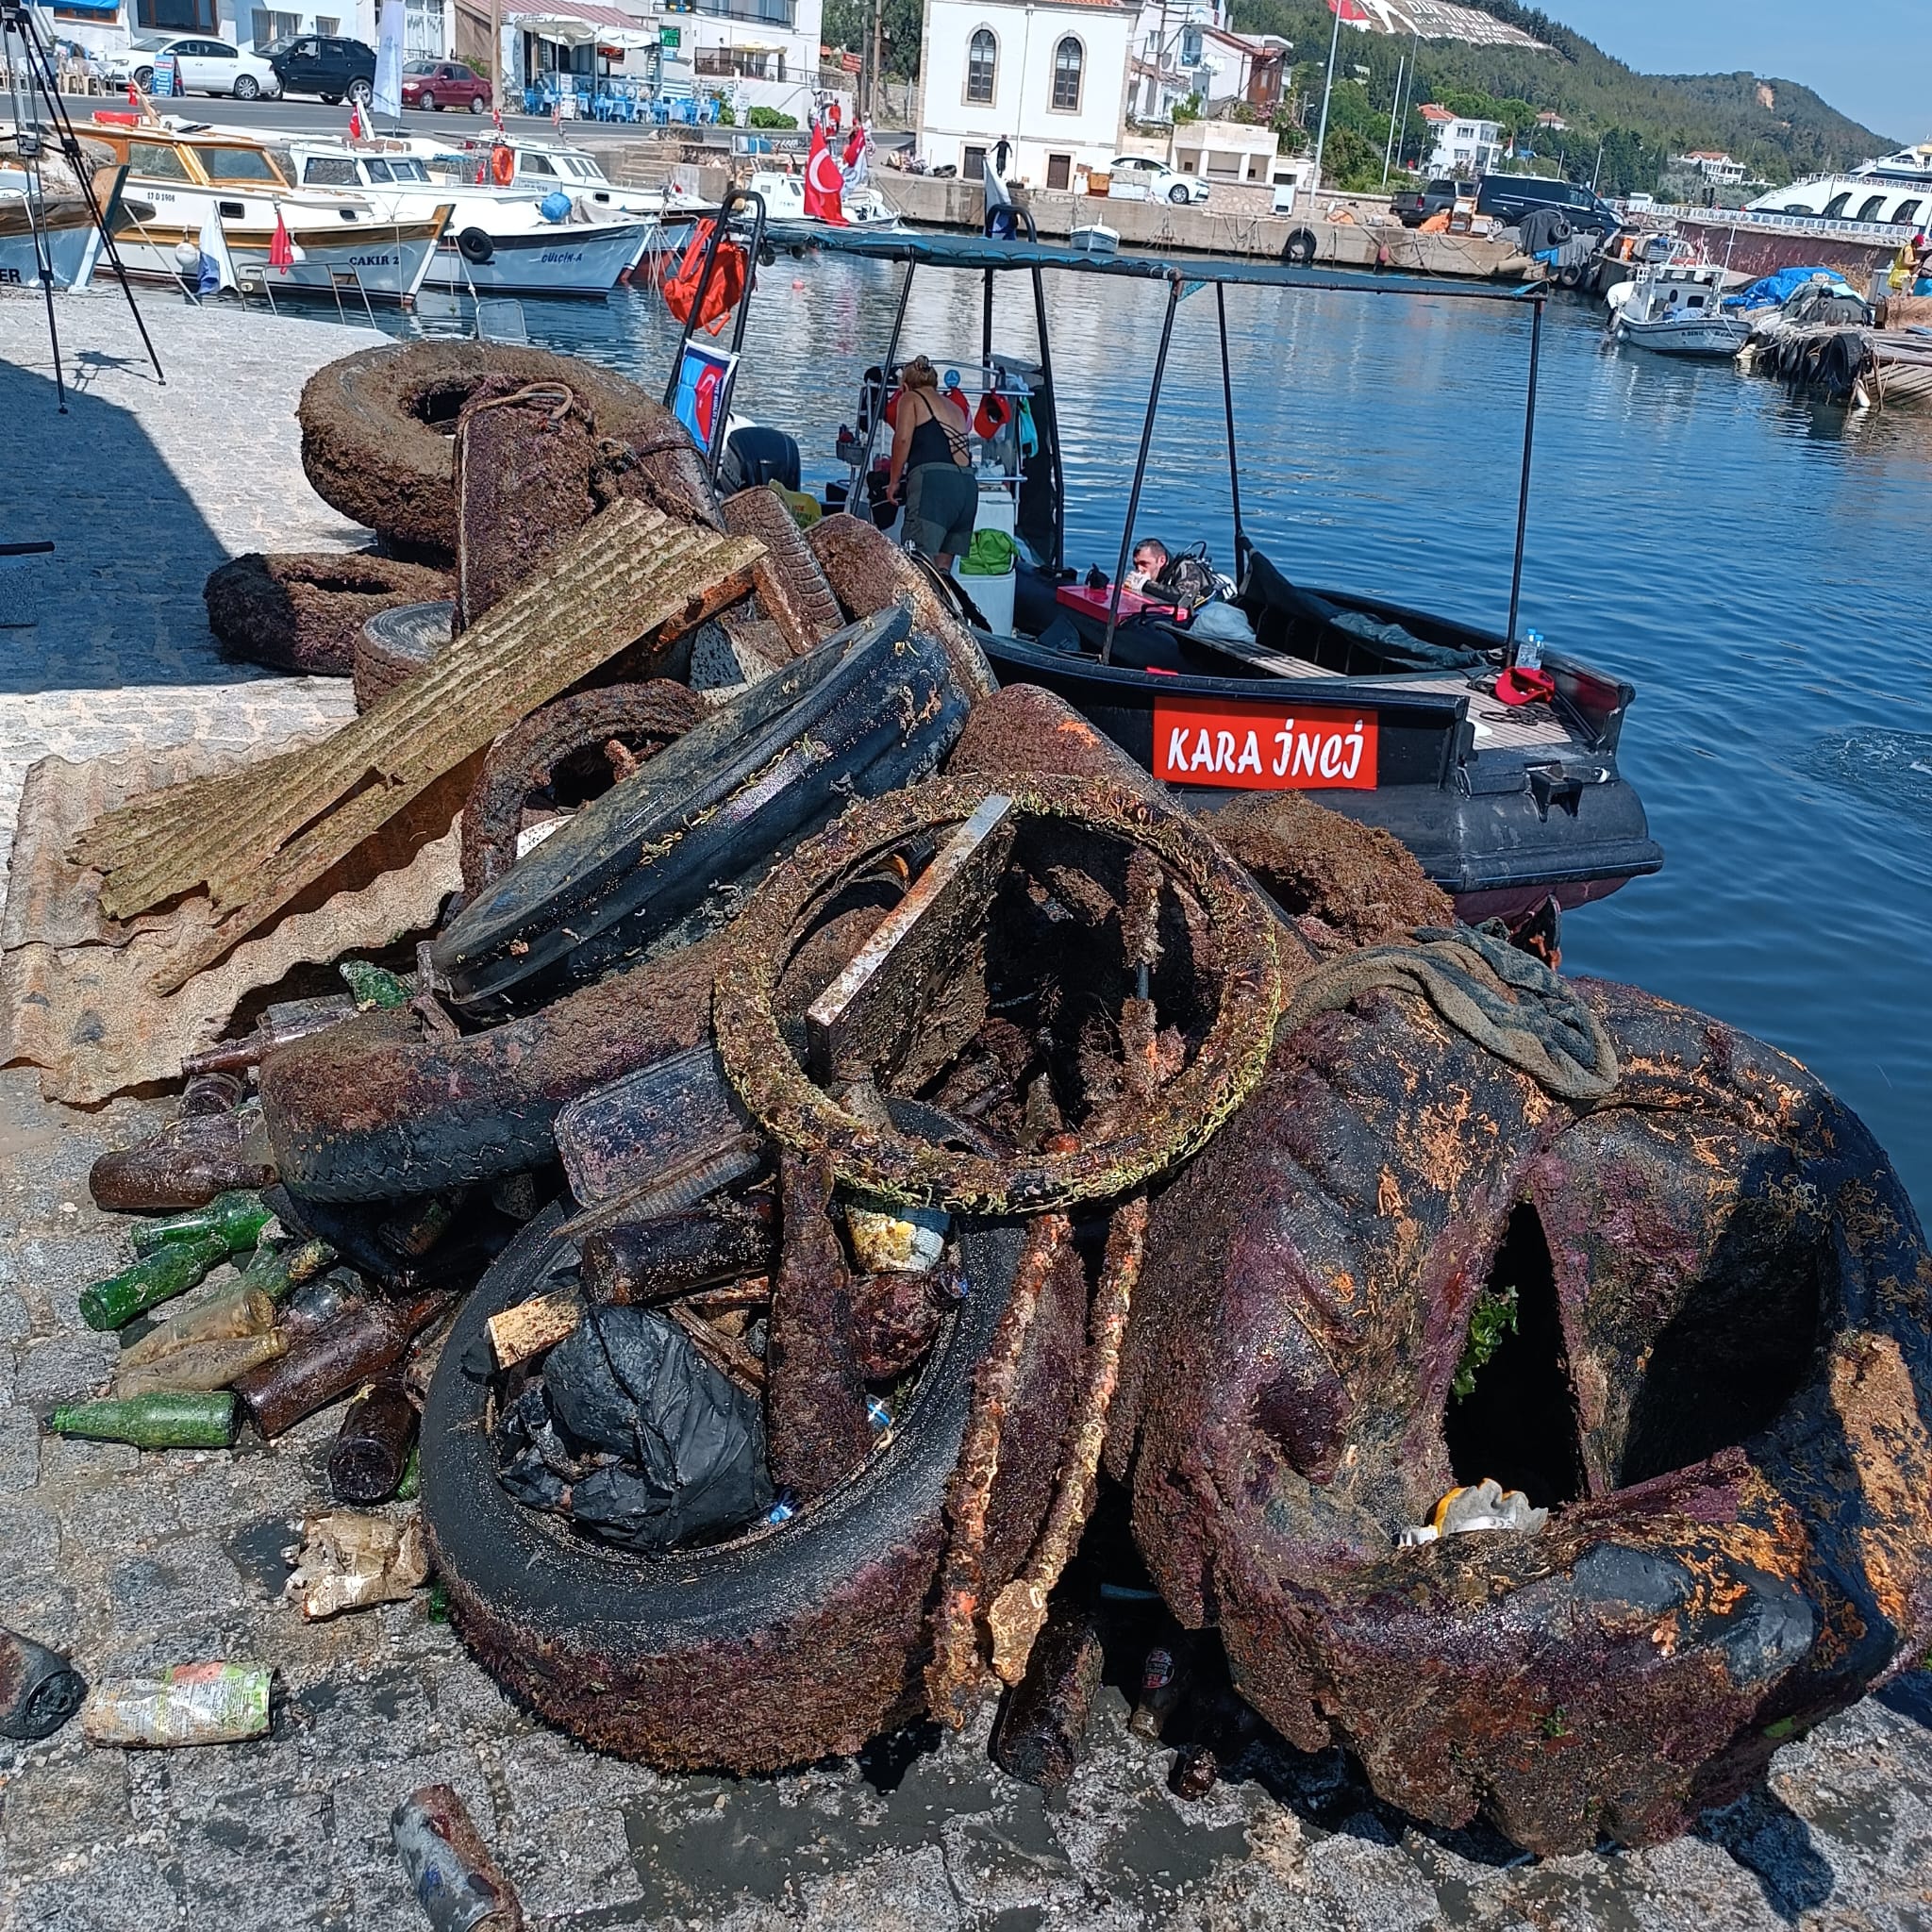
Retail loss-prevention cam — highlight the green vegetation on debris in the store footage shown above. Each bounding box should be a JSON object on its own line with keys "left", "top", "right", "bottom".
{"left": 1452, "top": 1283, "right": 1519, "bottom": 1402}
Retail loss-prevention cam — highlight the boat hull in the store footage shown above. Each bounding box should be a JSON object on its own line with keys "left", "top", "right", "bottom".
{"left": 421, "top": 221, "right": 644, "bottom": 295}
{"left": 1614, "top": 315, "right": 1749, "bottom": 358}
{"left": 0, "top": 197, "right": 104, "bottom": 291}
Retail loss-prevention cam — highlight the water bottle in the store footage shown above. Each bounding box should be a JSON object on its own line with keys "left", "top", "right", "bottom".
{"left": 1517, "top": 626, "right": 1545, "bottom": 672}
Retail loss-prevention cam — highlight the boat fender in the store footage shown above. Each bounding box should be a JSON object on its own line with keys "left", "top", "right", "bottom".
{"left": 1281, "top": 227, "right": 1317, "bottom": 267}
{"left": 489, "top": 143, "right": 514, "bottom": 187}
{"left": 458, "top": 225, "right": 495, "bottom": 265}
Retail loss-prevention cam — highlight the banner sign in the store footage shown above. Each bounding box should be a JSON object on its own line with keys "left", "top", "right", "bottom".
{"left": 1153, "top": 693, "right": 1377, "bottom": 791}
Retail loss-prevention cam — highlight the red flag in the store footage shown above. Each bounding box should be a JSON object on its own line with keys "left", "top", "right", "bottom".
{"left": 348, "top": 100, "right": 366, "bottom": 141}
{"left": 804, "top": 121, "right": 848, "bottom": 225}
{"left": 270, "top": 209, "right": 294, "bottom": 273}
{"left": 126, "top": 79, "right": 142, "bottom": 107}
{"left": 1328, "top": 0, "right": 1371, "bottom": 16}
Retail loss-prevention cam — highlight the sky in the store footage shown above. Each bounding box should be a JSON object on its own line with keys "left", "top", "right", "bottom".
{"left": 1538, "top": 0, "right": 1921, "bottom": 145}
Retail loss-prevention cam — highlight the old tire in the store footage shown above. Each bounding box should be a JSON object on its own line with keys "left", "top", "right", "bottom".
{"left": 352, "top": 598, "right": 453, "bottom": 710}
{"left": 205, "top": 551, "right": 451, "bottom": 676}
{"left": 422, "top": 1203, "right": 1084, "bottom": 1770}
{"left": 1114, "top": 974, "right": 1932, "bottom": 1855}
{"left": 457, "top": 225, "right": 494, "bottom": 265}
{"left": 1281, "top": 226, "right": 1318, "bottom": 267}
{"left": 297, "top": 340, "right": 719, "bottom": 556}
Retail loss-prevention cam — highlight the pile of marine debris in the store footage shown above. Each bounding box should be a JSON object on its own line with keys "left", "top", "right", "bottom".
{"left": 8, "top": 341, "right": 1932, "bottom": 1881}
{"left": 1738, "top": 277, "right": 1932, "bottom": 407}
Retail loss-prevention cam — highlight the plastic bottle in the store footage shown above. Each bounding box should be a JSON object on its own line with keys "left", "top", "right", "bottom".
{"left": 1517, "top": 625, "right": 1545, "bottom": 672}
{"left": 127, "top": 1191, "right": 271, "bottom": 1258}
{"left": 112, "top": 1330, "right": 288, "bottom": 1400}
{"left": 78, "top": 1233, "right": 231, "bottom": 1332}
{"left": 49, "top": 1391, "right": 239, "bottom": 1450}
{"left": 80, "top": 1662, "right": 271, "bottom": 1747}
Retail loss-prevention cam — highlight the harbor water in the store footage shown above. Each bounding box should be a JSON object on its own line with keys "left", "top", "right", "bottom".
{"left": 376, "top": 258, "right": 1932, "bottom": 1210}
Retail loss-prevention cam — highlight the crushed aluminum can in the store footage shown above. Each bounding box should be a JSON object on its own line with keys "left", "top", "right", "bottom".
{"left": 391, "top": 1782, "right": 523, "bottom": 1932}
{"left": 0, "top": 1626, "right": 87, "bottom": 1741}
{"left": 81, "top": 1662, "right": 271, "bottom": 1747}
{"left": 844, "top": 1201, "right": 949, "bottom": 1275}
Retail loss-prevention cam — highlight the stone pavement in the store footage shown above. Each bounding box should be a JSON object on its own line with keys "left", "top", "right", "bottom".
{"left": 3, "top": 281, "right": 1932, "bottom": 1932}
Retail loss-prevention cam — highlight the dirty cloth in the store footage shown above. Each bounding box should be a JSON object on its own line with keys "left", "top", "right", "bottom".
{"left": 1277, "top": 922, "right": 1619, "bottom": 1102}
{"left": 494, "top": 1304, "right": 773, "bottom": 1550}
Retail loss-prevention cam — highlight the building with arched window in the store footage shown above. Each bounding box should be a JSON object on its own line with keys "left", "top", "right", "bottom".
{"left": 916, "top": 0, "right": 1132, "bottom": 192}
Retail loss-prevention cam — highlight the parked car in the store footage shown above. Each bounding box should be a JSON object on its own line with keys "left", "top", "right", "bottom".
{"left": 103, "top": 31, "right": 281, "bottom": 99}
{"left": 1106, "top": 156, "right": 1210, "bottom": 206}
{"left": 401, "top": 58, "right": 491, "bottom": 113}
{"left": 1475, "top": 173, "right": 1622, "bottom": 239}
{"left": 267, "top": 33, "right": 376, "bottom": 106}
{"left": 1391, "top": 178, "right": 1462, "bottom": 227}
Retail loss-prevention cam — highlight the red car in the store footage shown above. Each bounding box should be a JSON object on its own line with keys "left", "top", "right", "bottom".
{"left": 401, "top": 58, "right": 491, "bottom": 112}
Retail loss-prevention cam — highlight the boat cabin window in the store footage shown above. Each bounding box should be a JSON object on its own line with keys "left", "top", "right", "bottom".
{"left": 1895, "top": 199, "right": 1923, "bottom": 227}
{"left": 1822, "top": 191, "right": 1851, "bottom": 218}
{"left": 203, "top": 147, "right": 282, "bottom": 185}
{"left": 127, "top": 141, "right": 191, "bottom": 182}
{"left": 390, "top": 158, "right": 430, "bottom": 181}
{"left": 559, "top": 156, "right": 598, "bottom": 180}
{"left": 303, "top": 156, "right": 359, "bottom": 186}
{"left": 522, "top": 153, "right": 556, "bottom": 175}
{"left": 1856, "top": 193, "right": 1887, "bottom": 222}
{"left": 364, "top": 158, "right": 394, "bottom": 181}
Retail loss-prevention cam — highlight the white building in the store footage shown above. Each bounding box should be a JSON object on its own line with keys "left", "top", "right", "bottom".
{"left": 917, "top": 0, "right": 1133, "bottom": 188}
{"left": 1677, "top": 149, "right": 1747, "bottom": 186}
{"left": 1419, "top": 103, "right": 1501, "bottom": 178}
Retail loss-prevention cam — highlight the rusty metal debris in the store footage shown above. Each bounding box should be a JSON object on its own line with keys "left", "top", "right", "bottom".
{"left": 391, "top": 1782, "right": 523, "bottom": 1932}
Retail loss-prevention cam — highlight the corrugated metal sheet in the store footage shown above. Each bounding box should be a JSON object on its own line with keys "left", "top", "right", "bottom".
{"left": 73, "top": 502, "right": 763, "bottom": 994}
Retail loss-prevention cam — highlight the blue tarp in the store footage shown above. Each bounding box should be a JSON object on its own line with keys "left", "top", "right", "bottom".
{"left": 1724, "top": 265, "right": 1851, "bottom": 309}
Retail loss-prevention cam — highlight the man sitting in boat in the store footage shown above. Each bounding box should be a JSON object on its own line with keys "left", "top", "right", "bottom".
{"left": 885, "top": 356, "right": 979, "bottom": 571}
{"left": 1124, "top": 536, "right": 1168, "bottom": 592}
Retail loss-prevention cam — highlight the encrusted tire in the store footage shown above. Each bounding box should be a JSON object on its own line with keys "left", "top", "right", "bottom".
{"left": 1282, "top": 226, "right": 1318, "bottom": 266}
{"left": 1111, "top": 973, "right": 1932, "bottom": 1855}
{"left": 352, "top": 598, "right": 453, "bottom": 711}
{"left": 459, "top": 680, "right": 708, "bottom": 896}
{"left": 296, "top": 340, "right": 720, "bottom": 556}
{"left": 422, "top": 1203, "right": 1085, "bottom": 1771}
{"left": 204, "top": 551, "right": 451, "bottom": 676}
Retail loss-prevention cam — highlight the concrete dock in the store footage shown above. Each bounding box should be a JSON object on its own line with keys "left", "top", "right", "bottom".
{"left": 1, "top": 282, "right": 1930, "bottom": 1932}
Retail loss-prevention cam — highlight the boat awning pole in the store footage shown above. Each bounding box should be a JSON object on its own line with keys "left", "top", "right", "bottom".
{"left": 1102, "top": 275, "right": 1181, "bottom": 666}
{"left": 849, "top": 258, "right": 917, "bottom": 525}
{"left": 1028, "top": 263, "right": 1064, "bottom": 575}
{"left": 1504, "top": 293, "right": 1544, "bottom": 664}
{"left": 1215, "top": 281, "right": 1246, "bottom": 582}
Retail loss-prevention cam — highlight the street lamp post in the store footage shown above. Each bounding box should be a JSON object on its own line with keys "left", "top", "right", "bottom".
{"left": 1379, "top": 53, "right": 1402, "bottom": 185}
{"left": 1311, "top": 0, "right": 1341, "bottom": 191}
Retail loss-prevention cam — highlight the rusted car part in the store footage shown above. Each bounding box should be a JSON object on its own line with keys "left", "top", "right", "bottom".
{"left": 354, "top": 600, "right": 453, "bottom": 711}
{"left": 297, "top": 340, "right": 720, "bottom": 557}
{"left": 91, "top": 1103, "right": 275, "bottom": 1213}
{"left": 807, "top": 511, "right": 997, "bottom": 702}
{"left": 719, "top": 485, "right": 844, "bottom": 658}
{"left": 74, "top": 504, "right": 761, "bottom": 994}
{"left": 714, "top": 774, "right": 1284, "bottom": 1213}
{"left": 1112, "top": 972, "right": 1932, "bottom": 1854}
{"left": 422, "top": 1201, "right": 1083, "bottom": 1771}
{"left": 453, "top": 380, "right": 597, "bottom": 631}
{"left": 458, "top": 681, "right": 707, "bottom": 898}
{"left": 204, "top": 551, "right": 452, "bottom": 677}
{"left": 432, "top": 606, "right": 974, "bottom": 1016}
{"left": 260, "top": 934, "right": 722, "bottom": 1202}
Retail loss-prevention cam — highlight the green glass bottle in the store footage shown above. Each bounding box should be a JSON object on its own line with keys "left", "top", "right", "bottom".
{"left": 232, "top": 1237, "right": 337, "bottom": 1305}
{"left": 127, "top": 1191, "right": 271, "bottom": 1259}
{"left": 340, "top": 960, "right": 412, "bottom": 1009}
{"left": 78, "top": 1232, "right": 230, "bottom": 1332}
{"left": 49, "top": 1391, "right": 238, "bottom": 1450}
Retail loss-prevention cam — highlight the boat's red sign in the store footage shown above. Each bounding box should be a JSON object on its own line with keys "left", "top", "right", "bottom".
{"left": 1153, "top": 694, "right": 1378, "bottom": 791}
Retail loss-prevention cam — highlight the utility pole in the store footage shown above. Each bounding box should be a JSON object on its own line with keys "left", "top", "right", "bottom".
{"left": 490, "top": 0, "right": 501, "bottom": 124}
{"left": 1591, "top": 135, "right": 1605, "bottom": 193}
{"left": 868, "top": 0, "right": 883, "bottom": 122}
{"left": 1311, "top": 0, "right": 1341, "bottom": 191}
{"left": 1379, "top": 52, "right": 1401, "bottom": 185}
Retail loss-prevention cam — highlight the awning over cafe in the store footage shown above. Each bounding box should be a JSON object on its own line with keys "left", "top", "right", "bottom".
{"left": 505, "top": 4, "right": 656, "bottom": 49}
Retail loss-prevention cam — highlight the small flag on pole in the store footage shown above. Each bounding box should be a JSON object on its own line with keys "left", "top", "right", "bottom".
{"left": 270, "top": 210, "right": 294, "bottom": 273}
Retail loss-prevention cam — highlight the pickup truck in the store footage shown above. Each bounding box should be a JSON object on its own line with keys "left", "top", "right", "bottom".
{"left": 1390, "top": 179, "right": 1461, "bottom": 227}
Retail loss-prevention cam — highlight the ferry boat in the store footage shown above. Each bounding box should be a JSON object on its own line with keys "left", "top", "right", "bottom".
{"left": 1748, "top": 141, "right": 1932, "bottom": 228}
{"left": 1605, "top": 259, "right": 1748, "bottom": 358}
{"left": 279, "top": 137, "right": 650, "bottom": 296}
{"left": 78, "top": 118, "right": 448, "bottom": 303}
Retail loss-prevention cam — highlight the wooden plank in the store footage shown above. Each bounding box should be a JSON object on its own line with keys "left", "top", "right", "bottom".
{"left": 72, "top": 502, "right": 763, "bottom": 993}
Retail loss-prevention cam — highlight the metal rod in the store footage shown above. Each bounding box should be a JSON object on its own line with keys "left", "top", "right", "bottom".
{"left": 1101, "top": 276, "right": 1181, "bottom": 665}
{"left": 725, "top": 190, "right": 764, "bottom": 359}
{"left": 850, "top": 258, "right": 917, "bottom": 525}
{"left": 1504, "top": 294, "right": 1543, "bottom": 663}
{"left": 1380, "top": 54, "right": 1403, "bottom": 187}
{"left": 1311, "top": 0, "right": 1341, "bottom": 192}
{"left": 982, "top": 263, "right": 993, "bottom": 369}
{"left": 1214, "top": 280, "right": 1245, "bottom": 579}
{"left": 1028, "top": 262, "right": 1064, "bottom": 575}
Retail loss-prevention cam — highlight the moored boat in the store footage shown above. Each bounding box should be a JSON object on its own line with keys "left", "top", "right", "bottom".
{"left": 0, "top": 172, "right": 124, "bottom": 291}
{"left": 1605, "top": 258, "right": 1748, "bottom": 358}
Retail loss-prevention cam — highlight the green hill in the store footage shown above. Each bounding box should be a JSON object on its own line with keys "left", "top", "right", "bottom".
{"left": 1225, "top": 0, "right": 1896, "bottom": 192}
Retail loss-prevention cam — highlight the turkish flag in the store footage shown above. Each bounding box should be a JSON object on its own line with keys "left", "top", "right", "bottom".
{"left": 348, "top": 101, "right": 367, "bottom": 141}
{"left": 1328, "top": 0, "right": 1370, "bottom": 17}
{"left": 804, "top": 121, "right": 848, "bottom": 225}
{"left": 270, "top": 210, "right": 294, "bottom": 273}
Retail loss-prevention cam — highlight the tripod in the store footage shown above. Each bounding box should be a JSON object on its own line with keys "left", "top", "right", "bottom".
{"left": 2, "top": 0, "right": 161, "bottom": 409}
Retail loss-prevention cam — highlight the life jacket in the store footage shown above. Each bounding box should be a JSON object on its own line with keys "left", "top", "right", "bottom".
{"left": 973, "top": 391, "right": 1011, "bottom": 440}
{"left": 661, "top": 220, "right": 747, "bottom": 335}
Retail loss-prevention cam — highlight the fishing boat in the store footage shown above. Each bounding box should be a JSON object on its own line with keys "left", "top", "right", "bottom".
{"left": 1068, "top": 220, "right": 1120, "bottom": 257}
{"left": 278, "top": 137, "right": 649, "bottom": 296}
{"left": 747, "top": 168, "right": 903, "bottom": 239}
{"left": 0, "top": 170, "right": 125, "bottom": 291}
{"left": 785, "top": 225, "right": 1663, "bottom": 935}
{"left": 410, "top": 134, "right": 669, "bottom": 222}
{"left": 1605, "top": 258, "right": 1749, "bottom": 358}
{"left": 76, "top": 117, "right": 448, "bottom": 304}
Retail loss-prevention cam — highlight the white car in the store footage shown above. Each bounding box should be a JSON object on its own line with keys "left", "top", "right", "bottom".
{"left": 1106, "top": 155, "right": 1209, "bottom": 206}
{"left": 104, "top": 31, "right": 282, "bottom": 100}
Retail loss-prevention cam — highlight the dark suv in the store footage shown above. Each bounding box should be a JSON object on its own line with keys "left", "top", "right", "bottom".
{"left": 1475, "top": 174, "right": 1622, "bottom": 239}
{"left": 268, "top": 34, "right": 376, "bottom": 105}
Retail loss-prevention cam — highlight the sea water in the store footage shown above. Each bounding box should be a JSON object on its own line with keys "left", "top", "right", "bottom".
{"left": 380, "top": 258, "right": 1932, "bottom": 1211}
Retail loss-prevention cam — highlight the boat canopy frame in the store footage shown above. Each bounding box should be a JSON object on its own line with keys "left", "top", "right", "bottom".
{"left": 796, "top": 217, "right": 1548, "bottom": 667}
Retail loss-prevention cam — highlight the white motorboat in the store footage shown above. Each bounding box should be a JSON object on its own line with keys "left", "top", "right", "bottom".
{"left": 1606, "top": 259, "right": 1748, "bottom": 358}
{"left": 747, "top": 168, "right": 903, "bottom": 236}
{"left": 74, "top": 118, "right": 447, "bottom": 303}
{"left": 1747, "top": 141, "right": 1932, "bottom": 229}
{"left": 1068, "top": 221, "right": 1119, "bottom": 257}
{"left": 280, "top": 138, "right": 649, "bottom": 296}
{"left": 409, "top": 134, "right": 667, "bottom": 221}
{"left": 0, "top": 170, "right": 125, "bottom": 291}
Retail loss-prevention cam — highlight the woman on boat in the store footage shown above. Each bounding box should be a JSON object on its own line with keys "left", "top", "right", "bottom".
{"left": 886, "top": 355, "right": 978, "bottom": 571}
